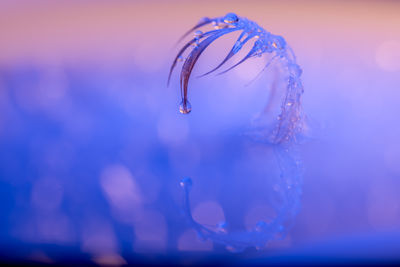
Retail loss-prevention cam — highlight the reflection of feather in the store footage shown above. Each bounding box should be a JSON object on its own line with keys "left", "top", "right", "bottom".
{"left": 169, "top": 13, "right": 306, "bottom": 252}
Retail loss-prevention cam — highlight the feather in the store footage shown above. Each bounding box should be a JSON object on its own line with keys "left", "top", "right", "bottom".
{"left": 179, "top": 28, "right": 240, "bottom": 100}
{"left": 175, "top": 17, "right": 215, "bottom": 45}
{"left": 168, "top": 29, "right": 225, "bottom": 86}
{"left": 197, "top": 31, "right": 259, "bottom": 77}
{"left": 217, "top": 42, "right": 260, "bottom": 75}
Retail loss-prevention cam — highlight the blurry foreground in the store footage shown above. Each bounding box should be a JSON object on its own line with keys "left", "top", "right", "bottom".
{"left": 1, "top": 0, "right": 400, "bottom": 265}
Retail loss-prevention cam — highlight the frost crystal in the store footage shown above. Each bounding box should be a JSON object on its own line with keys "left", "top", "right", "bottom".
{"left": 169, "top": 13, "right": 305, "bottom": 252}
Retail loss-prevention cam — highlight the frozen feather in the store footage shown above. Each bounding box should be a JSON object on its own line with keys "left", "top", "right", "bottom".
{"left": 168, "top": 13, "right": 306, "bottom": 252}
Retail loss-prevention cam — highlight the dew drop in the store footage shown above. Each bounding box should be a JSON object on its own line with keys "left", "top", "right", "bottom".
{"left": 212, "top": 21, "right": 226, "bottom": 30}
{"left": 212, "top": 21, "right": 218, "bottom": 29}
{"left": 223, "top": 12, "right": 239, "bottom": 24}
{"left": 194, "top": 30, "right": 203, "bottom": 37}
{"left": 179, "top": 100, "right": 192, "bottom": 114}
{"left": 180, "top": 177, "right": 192, "bottom": 191}
{"left": 198, "top": 17, "right": 210, "bottom": 23}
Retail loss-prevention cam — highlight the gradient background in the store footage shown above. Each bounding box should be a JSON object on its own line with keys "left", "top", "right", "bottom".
{"left": 1, "top": 0, "right": 400, "bottom": 265}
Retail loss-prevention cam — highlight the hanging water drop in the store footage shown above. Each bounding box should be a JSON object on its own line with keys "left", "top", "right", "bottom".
{"left": 179, "top": 99, "right": 192, "bottom": 114}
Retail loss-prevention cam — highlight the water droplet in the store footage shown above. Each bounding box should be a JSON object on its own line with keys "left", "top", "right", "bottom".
{"left": 286, "top": 101, "right": 293, "bottom": 106}
{"left": 177, "top": 56, "right": 184, "bottom": 62}
{"left": 180, "top": 177, "right": 192, "bottom": 191}
{"left": 223, "top": 12, "right": 239, "bottom": 24}
{"left": 179, "top": 100, "right": 192, "bottom": 114}
{"left": 198, "top": 17, "right": 210, "bottom": 23}
{"left": 270, "top": 35, "right": 286, "bottom": 50}
{"left": 194, "top": 30, "right": 203, "bottom": 37}
{"left": 212, "top": 21, "right": 227, "bottom": 30}
{"left": 212, "top": 21, "right": 219, "bottom": 29}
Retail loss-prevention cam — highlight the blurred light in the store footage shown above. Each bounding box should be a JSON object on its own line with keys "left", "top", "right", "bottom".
{"left": 81, "top": 219, "right": 119, "bottom": 255}
{"left": 12, "top": 66, "right": 68, "bottom": 113}
{"left": 92, "top": 253, "right": 126, "bottom": 267}
{"left": 193, "top": 201, "right": 225, "bottom": 227}
{"left": 133, "top": 209, "right": 167, "bottom": 252}
{"left": 36, "top": 213, "right": 74, "bottom": 243}
{"left": 100, "top": 165, "right": 143, "bottom": 221}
